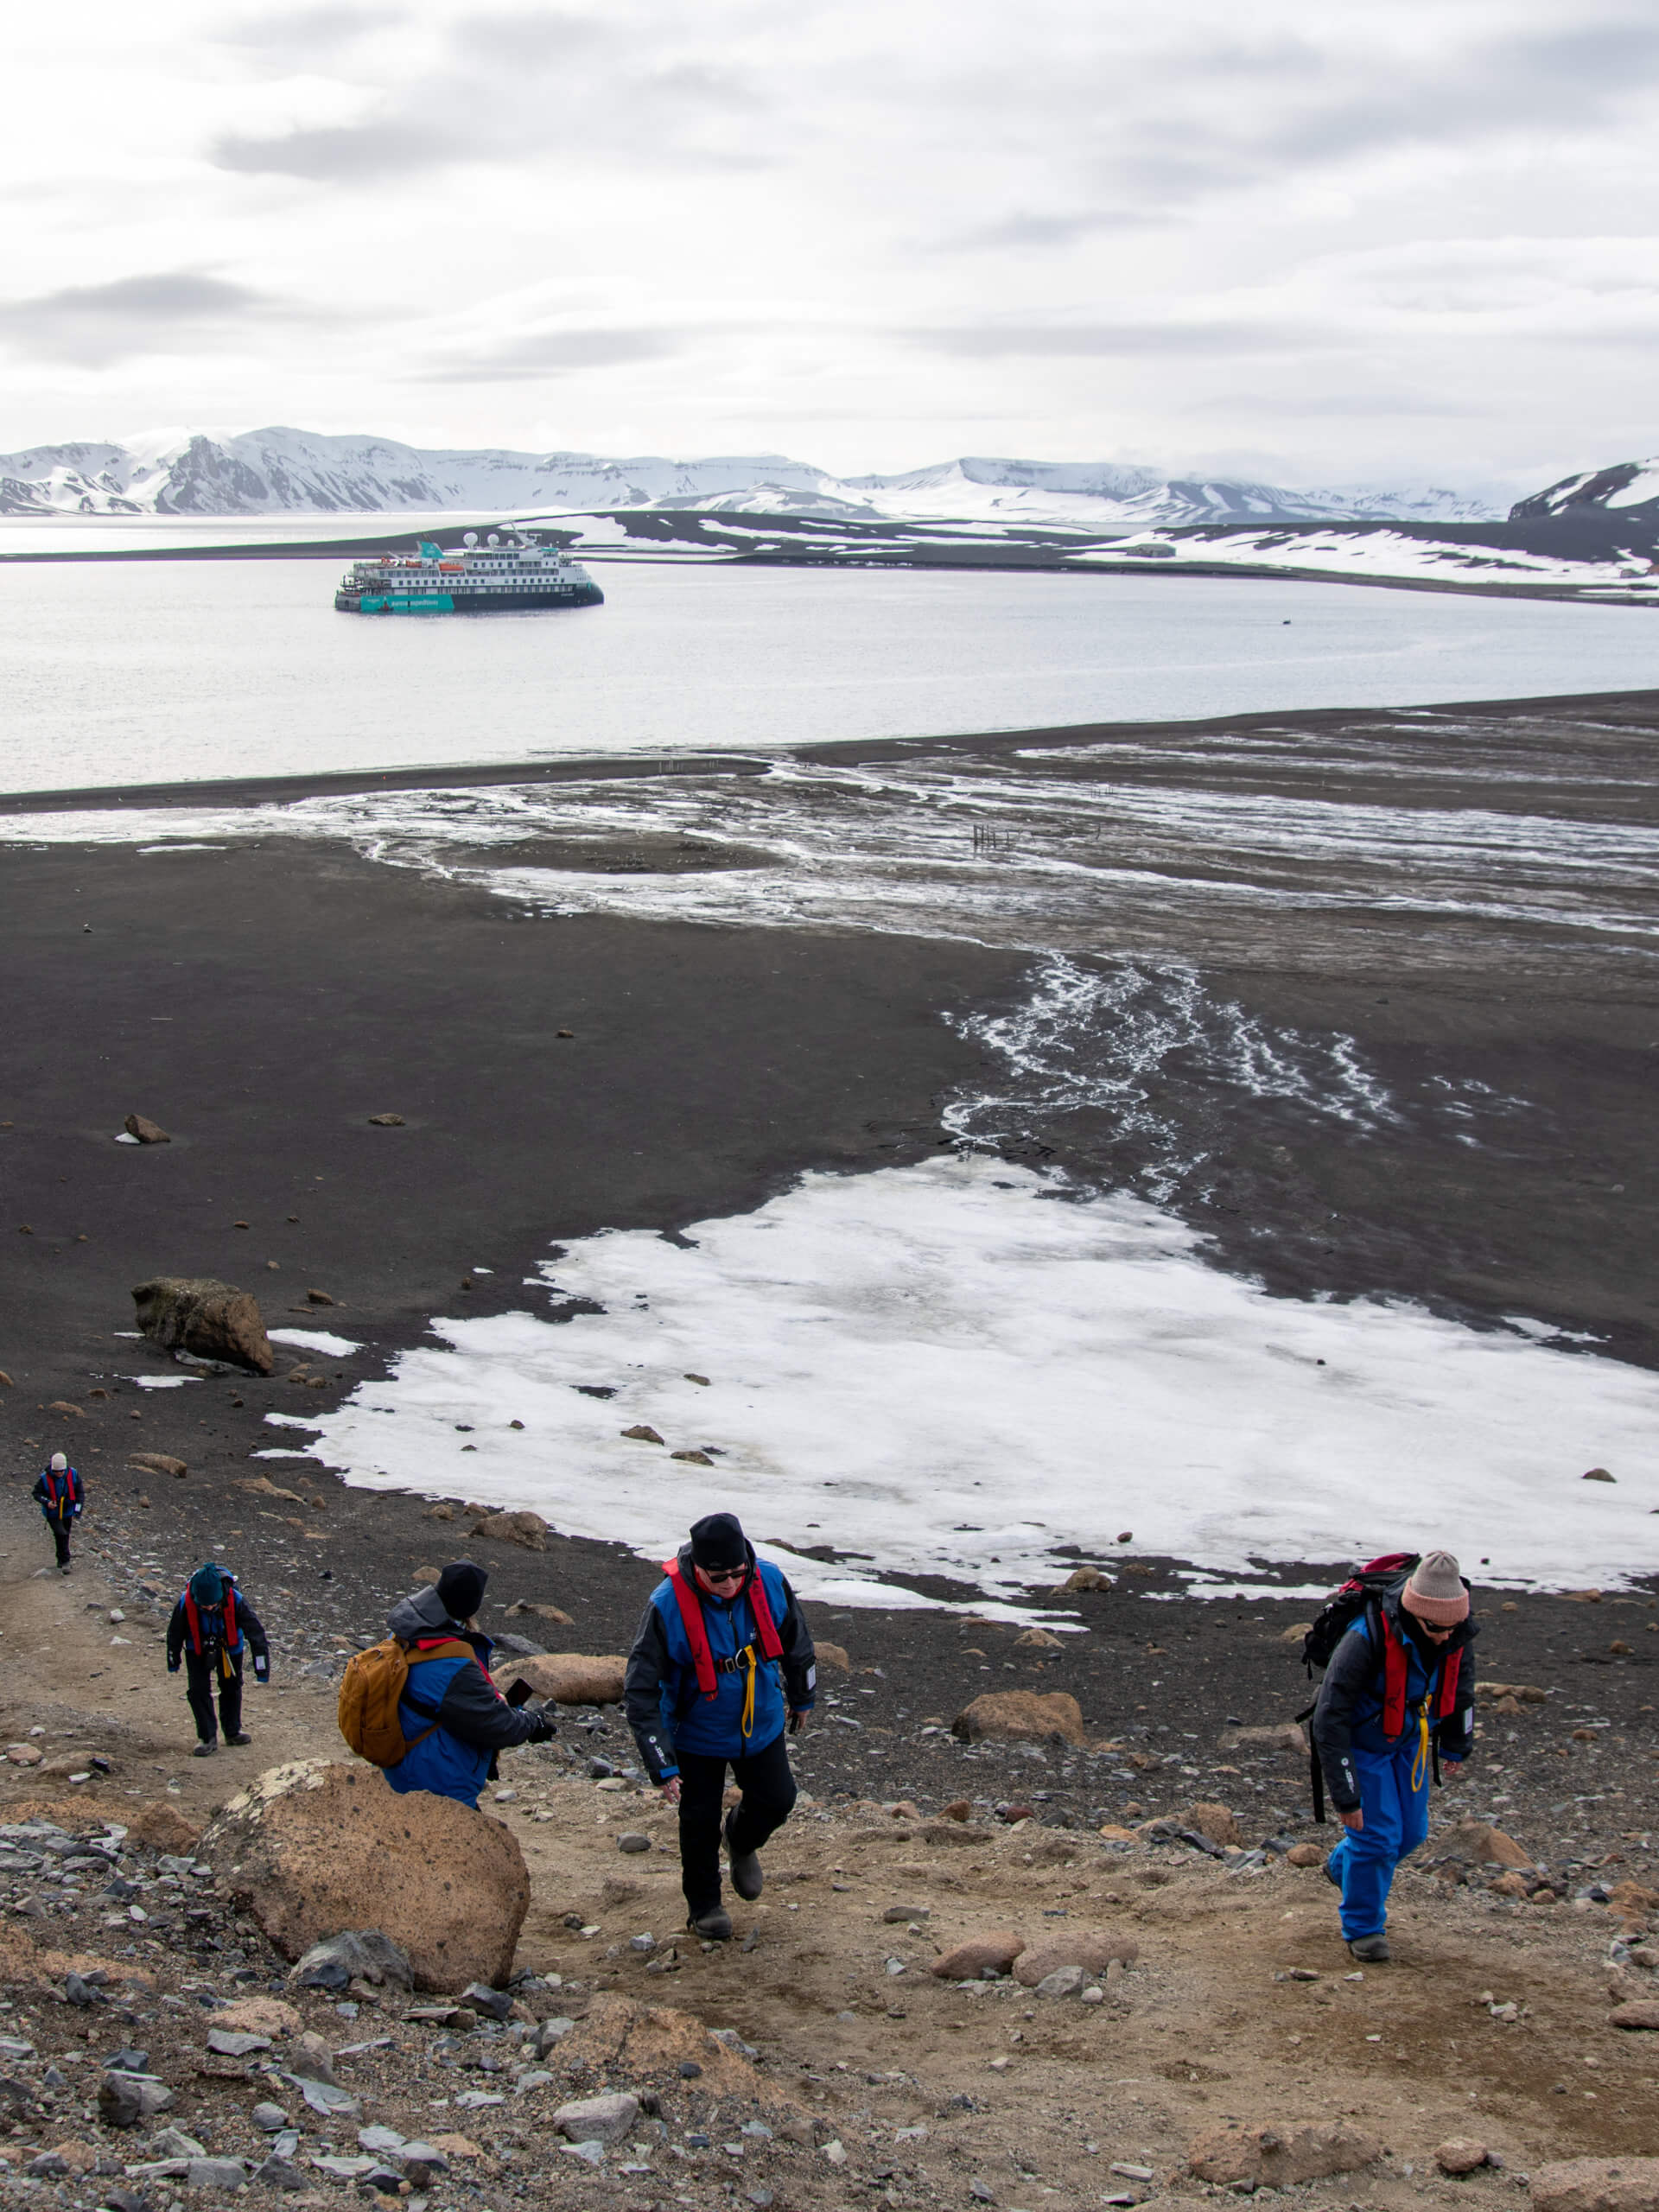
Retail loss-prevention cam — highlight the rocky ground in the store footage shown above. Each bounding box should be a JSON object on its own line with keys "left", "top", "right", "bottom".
{"left": 0, "top": 1483, "right": 1654, "bottom": 2212}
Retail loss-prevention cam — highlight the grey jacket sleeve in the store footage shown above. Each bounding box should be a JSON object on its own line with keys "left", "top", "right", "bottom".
{"left": 431, "top": 1660, "right": 547, "bottom": 1752}
{"left": 624, "top": 1602, "right": 680, "bottom": 1783}
{"left": 1310, "top": 1625, "right": 1376, "bottom": 1814}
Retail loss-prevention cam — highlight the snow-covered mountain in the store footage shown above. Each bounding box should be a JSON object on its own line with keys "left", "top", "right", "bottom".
{"left": 0, "top": 425, "right": 1497, "bottom": 526}
{"left": 1510, "top": 455, "right": 1659, "bottom": 524}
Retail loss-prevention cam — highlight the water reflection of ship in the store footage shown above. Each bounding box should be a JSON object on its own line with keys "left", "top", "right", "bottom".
{"left": 334, "top": 528, "right": 604, "bottom": 615}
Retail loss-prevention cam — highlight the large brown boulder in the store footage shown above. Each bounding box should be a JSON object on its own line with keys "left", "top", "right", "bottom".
{"left": 1187, "top": 2120, "right": 1381, "bottom": 2189}
{"left": 952, "top": 1692, "right": 1085, "bottom": 1747}
{"left": 469, "top": 1510, "right": 548, "bottom": 1551}
{"left": 505, "top": 1653, "right": 626, "bottom": 1705}
{"left": 131, "top": 1276, "right": 274, "bottom": 1376}
{"left": 1530, "top": 2161, "right": 1659, "bottom": 2212}
{"left": 930, "top": 1933, "right": 1026, "bottom": 1980}
{"left": 201, "top": 1759, "right": 529, "bottom": 1993}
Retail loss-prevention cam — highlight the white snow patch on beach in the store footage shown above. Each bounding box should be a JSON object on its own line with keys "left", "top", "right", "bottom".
{"left": 267, "top": 1328, "right": 361, "bottom": 1356}
{"left": 290, "top": 1154, "right": 1659, "bottom": 1608}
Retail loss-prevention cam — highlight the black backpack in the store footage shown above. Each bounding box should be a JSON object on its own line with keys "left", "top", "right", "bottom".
{"left": 1296, "top": 1552, "right": 1418, "bottom": 1821}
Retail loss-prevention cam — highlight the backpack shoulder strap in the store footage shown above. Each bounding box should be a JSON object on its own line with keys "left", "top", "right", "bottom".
{"left": 662, "top": 1563, "right": 718, "bottom": 1700}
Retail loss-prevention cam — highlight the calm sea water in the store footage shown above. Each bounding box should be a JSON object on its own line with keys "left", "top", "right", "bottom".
{"left": 3, "top": 556, "right": 1658, "bottom": 793}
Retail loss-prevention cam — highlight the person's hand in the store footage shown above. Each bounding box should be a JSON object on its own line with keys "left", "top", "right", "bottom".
{"left": 1339, "top": 1806, "right": 1364, "bottom": 1831}
{"left": 167, "top": 1661, "right": 179, "bottom": 1675}
{"left": 659, "top": 1776, "right": 682, "bottom": 1807}
{"left": 1442, "top": 1756, "right": 1465, "bottom": 1771}
{"left": 526, "top": 1706, "right": 558, "bottom": 1744}
{"left": 787, "top": 1708, "right": 809, "bottom": 1737}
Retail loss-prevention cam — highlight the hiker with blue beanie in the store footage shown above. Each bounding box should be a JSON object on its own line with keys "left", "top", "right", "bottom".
{"left": 381, "top": 1560, "right": 557, "bottom": 1808}
{"left": 625, "top": 1511, "right": 817, "bottom": 1941}
{"left": 1312, "top": 1550, "right": 1477, "bottom": 1962}
{"left": 32, "top": 1452, "right": 83, "bottom": 1573}
{"left": 166, "top": 1562, "right": 270, "bottom": 1758}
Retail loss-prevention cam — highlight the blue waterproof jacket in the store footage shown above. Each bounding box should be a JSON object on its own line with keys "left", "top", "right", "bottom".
{"left": 383, "top": 1586, "right": 549, "bottom": 1808}
{"left": 624, "top": 1546, "right": 816, "bottom": 1781}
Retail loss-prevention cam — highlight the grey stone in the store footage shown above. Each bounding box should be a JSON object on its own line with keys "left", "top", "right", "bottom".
{"left": 149, "top": 2129, "right": 207, "bottom": 2158}
{"left": 252, "top": 2154, "right": 308, "bottom": 2191}
{"left": 290, "top": 1929, "right": 413, "bottom": 1993}
{"left": 289, "top": 2031, "right": 339, "bottom": 2085}
{"left": 461, "top": 1980, "right": 513, "bottom": 2020}
{"left": 553, "top": 2092, "right": 640, "bottom": 2145}
{"left": 357, "top": 2126, "right": 407, "bottom": 2154}
{"left": 207, "top": 2028, "right": 270, "bottom": 2056}
{"left": 396, "top": 2142, "right": 451, "bottom": 2183}
{"left": 98, "top": 2070, "right": 174, "bottom": 2126}
{"left": 563, "top": 2139, "right": 607, "bottom": 2165}
{"left": 251, "top": 2101, "right": 289, "bottom": 2133}
{"left": 535, "top": 2017, "right": 575, "bottom": 2057}
{"left": 1035, "top": 1964, "right": 1085, "bottom": 1999}
{"left": 186, "top": 2157, "right": 249, "bottom": 2191}
{"left": 618, "top": 1832, "right": 652, "bottom": 1854}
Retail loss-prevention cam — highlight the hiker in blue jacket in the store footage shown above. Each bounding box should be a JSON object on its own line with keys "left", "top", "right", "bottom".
{"left": 1312, "top": 1550, "right": 1477, "bottom": 1962}
{"left": 32, "top": 1453, "right": 82, "bottom": 1573}
{"left": 384, "top": 1561, "right": 556, "bottom": 1808}
{"left": 624, "top": 1511, "right": 817, "bottom": 1941}
{"left": 166, "top": 1562, "right": 270, "bottom": 1756}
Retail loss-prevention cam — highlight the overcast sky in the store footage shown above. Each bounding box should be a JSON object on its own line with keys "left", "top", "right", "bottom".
{"left": 3, "top": 0, "right": 1657, "bottom": 493}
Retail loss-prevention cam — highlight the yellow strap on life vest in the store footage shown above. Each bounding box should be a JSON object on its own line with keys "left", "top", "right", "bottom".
{"left": 739, "top": 1644, "right": 758, "bottom": 1739}
{"left": 1410, "top": 1709, "right": 1430, "bottom": 1793}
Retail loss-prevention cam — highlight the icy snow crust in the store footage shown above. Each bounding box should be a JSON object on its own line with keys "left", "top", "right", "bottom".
{"left": 285, "top": 1155, "right": 1659, "bottom": 1610}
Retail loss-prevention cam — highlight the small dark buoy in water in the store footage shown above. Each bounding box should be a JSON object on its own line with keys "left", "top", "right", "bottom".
{"left": 1282, "top": 619, "right": 1292, "bottom": 625}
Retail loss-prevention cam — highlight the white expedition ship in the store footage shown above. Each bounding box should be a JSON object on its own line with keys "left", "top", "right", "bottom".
{"left": 334, "top": 528, "right": 603, "bottom": 615}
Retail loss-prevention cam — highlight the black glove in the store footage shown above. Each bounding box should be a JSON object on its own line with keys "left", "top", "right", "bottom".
{"left": 167, "top": 1661, "right": 179, "bottom": 1675}
{"left": 526, "top": 1706, "right": 559, "bottom": 1744}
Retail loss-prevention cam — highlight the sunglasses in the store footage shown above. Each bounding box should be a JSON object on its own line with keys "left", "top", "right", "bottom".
{"left": 702, "top": 1566, "right": 746, "bottom": 1586}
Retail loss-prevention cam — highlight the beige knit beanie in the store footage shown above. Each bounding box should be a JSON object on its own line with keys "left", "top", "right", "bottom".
{"left": 1402, "top": 1549, "right": 1469, "bottom": 1625}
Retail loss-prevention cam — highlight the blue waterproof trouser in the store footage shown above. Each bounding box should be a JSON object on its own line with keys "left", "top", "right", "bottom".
{"left": 1325, "top": 1728, "right": 1431, "bottom": 1940}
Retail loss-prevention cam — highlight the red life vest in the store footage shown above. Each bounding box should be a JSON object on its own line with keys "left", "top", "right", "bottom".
{"left": 1379, "top": 1611, "right": 1462, "bottom": 1738}
{"left": 662, "top": 1560, "right": 783, "bottom": 1701}
{"left": 182, "top": 1586, "right": 239, "bottom": 1656}
{"left": 41, "top": 1467, "right": 80, "bottom": 1512}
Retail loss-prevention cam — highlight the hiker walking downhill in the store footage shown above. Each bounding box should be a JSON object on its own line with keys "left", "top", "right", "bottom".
{"left": 370, "top": 1561, "right": 557, "bottom": 1808}
{"left": 1312, "top": 1549, "right": 1477, "bottom": 1962}
{"left": 32, "top": 1452, "right": 83, "bottom": 1573}
{"left": 166, "top": 1562, "right": 270, "bottom": 1758}
{"left": 625, "top": 1511, "right": 817, "bottom": 1941}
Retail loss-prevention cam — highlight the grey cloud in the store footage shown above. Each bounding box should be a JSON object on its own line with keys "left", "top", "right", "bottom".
{"left": 942, "top": 208, "right": 1160, "bottom": 251}
{"left": 416, "top": 327, "right": 688, "bottom": 382}
{"left": 452, "top": 8, "right": 614, "bottom": 67}
{"left": 213, "top": 118, "right": 467, "bottom": 181}
{"left": 219, "top": 4, "right": 406, "bottom": 52}
{"left": 0, "top": 271, "right": 280, "bottom": 365}
{"left": 899, "top": 320, "right": 1326, "bottom": 360}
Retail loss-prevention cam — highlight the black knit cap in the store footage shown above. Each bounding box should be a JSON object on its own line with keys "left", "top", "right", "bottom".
{"left": 437, "top": 1560, "right": 487, "bottom": 1621}
{"left": 690, "top": 1511, "right": 747, "bottom": 1573}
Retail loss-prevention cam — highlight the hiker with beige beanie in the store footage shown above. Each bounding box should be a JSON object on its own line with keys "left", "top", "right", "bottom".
{"left": 1311, "top": 1550, "right": 1478, "bottom": 1962}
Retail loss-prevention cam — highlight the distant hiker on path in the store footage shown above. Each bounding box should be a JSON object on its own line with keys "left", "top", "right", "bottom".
{"left": 1312, "top": 1549, "right": 1477, "bottom": 1962}
{"left": 363, "top": 1561, "right": 557, "bottom": 1808}
{"left": 166, "top": 1562, "right": 270, "bottom": 1758}
{"left": 625, "top": 1511, "right": 817, "bottom": 1941}
{"left": 32, "top": 1452, "right": 82, "bottom": 1573}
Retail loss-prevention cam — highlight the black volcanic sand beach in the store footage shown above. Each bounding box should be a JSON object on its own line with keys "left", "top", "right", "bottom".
{"left": 2, "top": 693, "right": 1656, "bottom": 1890}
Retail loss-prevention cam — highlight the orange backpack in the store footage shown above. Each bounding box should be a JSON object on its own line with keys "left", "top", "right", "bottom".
{"left": 337, "top": 1638, "right": 473, "bottom": 1768}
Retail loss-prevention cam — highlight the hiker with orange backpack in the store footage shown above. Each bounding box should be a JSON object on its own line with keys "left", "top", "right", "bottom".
{"left": 166, "top": 1562, "right": 270, "bottom": 1757}
{"left": 1310, "top": 1551, "right": 1477, "bottom": 1963}
{"left": 32, "top": 1452, "right": 83, "bottom": 1573}
{"left": 365, "top": 1562, "right": 556, "bottom": 1808}
{"left": 624, "top": 1512, "right": 816, "bottom": 1941}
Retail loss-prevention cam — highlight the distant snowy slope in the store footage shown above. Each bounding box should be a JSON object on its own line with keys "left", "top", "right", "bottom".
{"left": 0, "top": 426, "right": 1497, "bottom": 525}
{"left": 1511, "top": 455, "right": 1659, "bottom": 524}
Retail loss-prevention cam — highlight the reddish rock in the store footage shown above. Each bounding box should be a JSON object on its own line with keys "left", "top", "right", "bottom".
{"left": 930, "top": 1933, "right": 1025, "bottom": 1980}
{"left": 1608, "top": 2001, "right": 1659, "bottom": 2031}
{"left": 1185, "top": 1801, "right": 1243, "bottom": 1847}
{"left": 1530, "top": 2159, "right": 1659, "bottom": 2212}
{"left": 1013, "top": 1933, "right": 1138, "bottom": 1986}
{"left": 1187, "top": 2120, "right": 1381, "bottom": 2189}
{"left": 507, "top": 1653, "right": 626, "bottom": 1705}
{"left": 1285, "top": 1843, "right": 1324, "bottom": 1868}
{"left": 951, "top": 1692, "right": 1085, "bottom": 1748}
{"left": 132, "top": 1274, "right": 274, "bottom": 1376}
{"left": 1437, "top": 2139, "right": 1490, "bottom": 2175}
{"left": 124, "top": 1114, "right": 170, "bottom": 1144}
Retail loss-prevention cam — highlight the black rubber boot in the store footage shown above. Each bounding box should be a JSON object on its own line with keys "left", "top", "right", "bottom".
{"left": 723, "top": 1808, "right": 763, "bottom": 1902}
{"left": 227, "top": 1732, "right": 252, "bottom": 1747}
{"left": 687, "top": 1905, "right": 733, "bottom": 1942}
{"left": 191, "top": 1739, "right": 217, "bottom": 1759}
{"left": 1347, "top": 1931, "right": 1391, "bottom": 1963}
